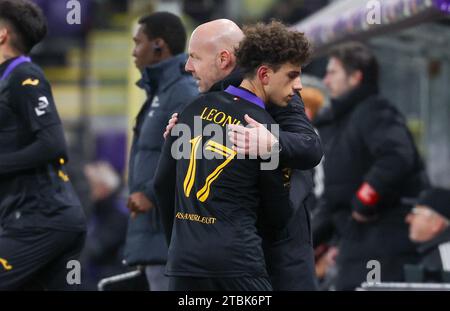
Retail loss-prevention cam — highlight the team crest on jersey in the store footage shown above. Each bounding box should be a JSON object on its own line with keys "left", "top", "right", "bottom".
{"left": 22, "top": 78, "right": 40, "bottom": 86}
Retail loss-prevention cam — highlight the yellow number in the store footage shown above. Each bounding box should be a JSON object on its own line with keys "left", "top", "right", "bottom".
{"left": 183, "top": 136, "right": 202, "bottom": 197}
{"left": 197, "top": 140, "right": 237, "bottom": 202}
{"left": 182, "top": 136, "right": 237, "bottom": 202}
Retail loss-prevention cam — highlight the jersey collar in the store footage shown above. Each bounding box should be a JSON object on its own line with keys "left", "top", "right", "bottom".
{"left": 224, "top": 85, "right": 266, "bottom": 110}
{"left": 0, "top": 56, "right": 31, "bottom": 81}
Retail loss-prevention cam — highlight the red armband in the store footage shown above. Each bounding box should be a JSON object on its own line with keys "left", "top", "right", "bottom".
{"left": 356, "top": 182, "right": 380, "bottom": 206}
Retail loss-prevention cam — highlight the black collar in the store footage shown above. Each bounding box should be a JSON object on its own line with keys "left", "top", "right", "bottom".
{"left": 417, "top": 226, "right": 450, "bottom": 254}
{"left": 209, "top": 67, "right": 243, "bottom": 92}
{"left": 331, "top": 84, "right": 378, "bottom": 119}
{"left": 313, "top": 83, "right": 378, "bottom": 127}
{"left": 0, "top": 57, "right": 18, "bottom": 76}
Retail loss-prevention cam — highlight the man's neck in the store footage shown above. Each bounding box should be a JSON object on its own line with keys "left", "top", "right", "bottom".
{"left": 0, "top": 48, "right": 20, "bottom": 65}
{"left": 239, "top": 79, "right": 267, "bottom": 104}
{"left": 153, "top": 52, "right": 174, "bottom": 66}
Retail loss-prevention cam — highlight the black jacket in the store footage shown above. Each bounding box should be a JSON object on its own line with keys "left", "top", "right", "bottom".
{"left": 314, "top": 84, "right": 429, "bottom": 289}
{"left": 403, "top": 227, "right": 450, "bottom": 283}
{"left": 418, "top": 227, "right": 450, "bottom": 274}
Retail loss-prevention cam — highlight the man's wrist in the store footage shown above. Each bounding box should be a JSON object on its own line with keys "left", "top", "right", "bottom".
{"left": 269, "top": 139, "right": 282, "bottom": 155}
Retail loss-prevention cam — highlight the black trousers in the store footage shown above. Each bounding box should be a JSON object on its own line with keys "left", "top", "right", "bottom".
{"left": 263, "top": 195, "right": 318, "bottom": 291}
{"left": 0, "top": 227, "right": 85, "bottom": 290}
{"left": 169, "top": 276, "right": 272, "bottom": 291}
{"left": 335, "top": 209, "right": 419, "bottom": 290}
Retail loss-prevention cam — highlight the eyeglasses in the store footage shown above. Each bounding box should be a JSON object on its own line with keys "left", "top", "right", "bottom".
{"left": 410, "top": 207, "right": 434, "bottom": 217}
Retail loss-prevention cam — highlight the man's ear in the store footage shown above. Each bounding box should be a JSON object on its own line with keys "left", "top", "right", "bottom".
{"left": 153, "top": 38, "right": 165, "bottom": 52}
{"left": 431, "top": 215, "right": 447, "bottom": 235}
{"left": 218, "top": 50, "right": 232, "bottom": 70}
{"left": 256, "top": 65, "right": 271, "bottom": 86}
{"left": 349, "top": 70, "right": 363, "bottom": 88}
{"left": 0, "top": 27, "right": 7, "bottom": 45}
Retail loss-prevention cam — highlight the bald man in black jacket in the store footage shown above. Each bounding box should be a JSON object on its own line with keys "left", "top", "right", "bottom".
{"left": 161, "top": 19, "right": 322, "bottom": 290}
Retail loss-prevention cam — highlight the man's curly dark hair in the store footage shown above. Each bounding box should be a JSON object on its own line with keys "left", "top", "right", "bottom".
{"left": 236, "top": 21, "right": 312, "bottom": 77}
{"left": 0, "top": 0, "right": 47, "bottom": 54}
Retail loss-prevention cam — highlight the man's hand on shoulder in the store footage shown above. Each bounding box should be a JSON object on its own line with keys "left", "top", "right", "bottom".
{"left": 228, "top": 114, "right": 280, "bottom": 157}
{"left": 163, "top": 113, "right": 179, "bottom": 139}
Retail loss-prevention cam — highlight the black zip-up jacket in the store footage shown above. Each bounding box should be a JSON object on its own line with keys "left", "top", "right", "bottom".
{"left": 417, "top": 227, "right": 450, "bottom": 275}
{"left": 314, "top": 84, "right": 428, "bottom": 229}
{"left": 313, "top": 83, "right": 429, "bottom": 290}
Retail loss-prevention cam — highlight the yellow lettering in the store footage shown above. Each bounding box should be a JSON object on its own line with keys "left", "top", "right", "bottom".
{"left": 224, "top": 115, "right": 233, "bottom": 126}
{"left": 199, "top": 107, "right": 241, "bottom": 128}
{"left": 175, "top": 212, "right": 217, "bottom": 225}
{"left": 199, "top": 107, "right": 209, "bottom": 120}
{"left": 205, "top": 109, "right": 217, "bottom": 121}
{"left": 213, "top": 112, "right": 226, "bottom": 125}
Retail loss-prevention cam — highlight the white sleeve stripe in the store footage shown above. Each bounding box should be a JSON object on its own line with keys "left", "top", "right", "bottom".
{"left": 443, "top": 245, "right": 450, "bottom": 271}
{"left": 438, "top": 242, "right": 450, "bottom": 271}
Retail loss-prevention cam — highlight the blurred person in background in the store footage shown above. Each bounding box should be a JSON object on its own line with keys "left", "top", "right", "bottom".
{"left": 313, "top": 41, "right": 429, "bottom": 290}
{"left": 163, "top": 19, "right": 323, "bottom": 290}
{"left": 0, "top": 0, "right": 86, "bottom": 290}
{"left": 300, "top": 79, "right": 340, "bottom": 290}
{"left": 405, "top": 188, "right": 450, "bottom": 282}
{"left": 300, "top": 80, "right": 329, "bottom": 122}
{"left": 123, "top": 12, "right": 198, "bottom": 291}
{"left": 299, "top": 79, "right": 339, "bottom": 290}
{"left": 299, "top": 76, "right": 328, "bottom": 200}
{"left": 80, "top": 162, "right": 128, "bottom": 290}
